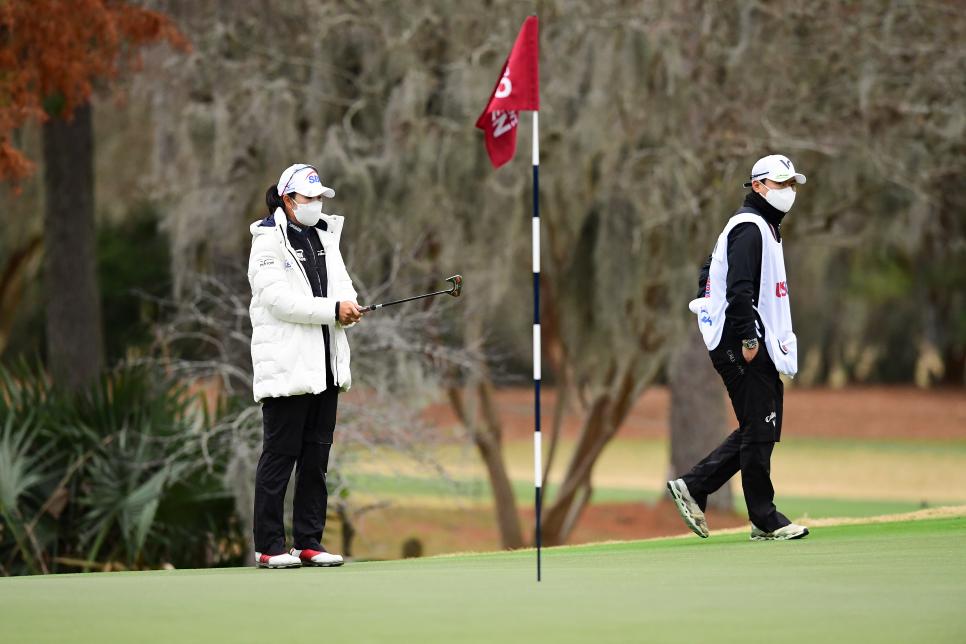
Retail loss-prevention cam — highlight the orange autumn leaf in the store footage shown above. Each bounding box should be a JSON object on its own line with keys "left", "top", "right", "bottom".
{"left": 0, "top": 0, "right": 189, "bottom": 184}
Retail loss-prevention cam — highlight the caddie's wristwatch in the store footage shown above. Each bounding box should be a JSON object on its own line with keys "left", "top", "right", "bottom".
{"left": 741, "top": 338, "right": 759, "bottom": 350}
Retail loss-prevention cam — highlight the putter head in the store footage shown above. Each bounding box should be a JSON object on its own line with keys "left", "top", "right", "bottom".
{"left": 446, "top": 274, "right": 463, "bottom": 298}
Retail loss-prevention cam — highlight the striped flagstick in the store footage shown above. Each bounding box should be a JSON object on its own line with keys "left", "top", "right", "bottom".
{"left": 474, "top": 14, "right": 541, "bottom": 581}
{"left": 531, "top": 111, "right": 542, "bottom": 582}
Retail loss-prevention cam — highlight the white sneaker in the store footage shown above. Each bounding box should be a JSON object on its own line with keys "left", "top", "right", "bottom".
{"left": 255, "top": 551, "right": 301, "bottom": 568}
{"left": 666, "top": 479, "right": 710, "bottom": 538}
{"left": 750, "top": 522, "right": 809, "bottom": 541}
{"left": 290, "top": 547, "right": 344, "bottom": 567}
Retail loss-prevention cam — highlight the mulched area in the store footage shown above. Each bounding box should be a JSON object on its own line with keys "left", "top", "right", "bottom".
{"left": 422, "top": 386, "right": 966, "bottom": 441}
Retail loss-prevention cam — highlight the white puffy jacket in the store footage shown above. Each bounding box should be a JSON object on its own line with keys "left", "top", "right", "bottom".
{"left": 248, "top": 208, "right": 357, "bottom": 402}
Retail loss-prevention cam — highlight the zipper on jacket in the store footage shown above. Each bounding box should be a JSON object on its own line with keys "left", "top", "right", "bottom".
{"left": 281, "top": 225, "right": 339, "bottom": 388}
{"left": 317, "top": 227, "right": 341, "bottom": 387}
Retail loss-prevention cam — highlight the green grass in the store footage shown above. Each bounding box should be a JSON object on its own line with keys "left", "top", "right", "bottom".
{"left": 349, "top": 435, "right": 966, "bottom": 509}
{"left": 780, "top": 436, "right": 966, "bottom": 453}
{"left": 772, "top": 496, "right": 929, "bottom": 519}
{"left": 349, "top": 472, "right": 943, "bottom": 518}
{"left": 2, "top": 517, "right": 964, "bottom": 643}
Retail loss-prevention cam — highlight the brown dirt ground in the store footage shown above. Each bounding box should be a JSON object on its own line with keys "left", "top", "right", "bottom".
{"left": 422, "top": 385, "right": 966, "bottom": 442}
{"left": 336, "top": 385, "right": 963, "bottom": 558}
{"left": 333, "top": 500, "right": 747, "bottom": 560}
{"left": 565, "top": 500, "right": 747, "bottom": 544}
{"left": 344, "top": 386, "right": 965, "bottom": 559}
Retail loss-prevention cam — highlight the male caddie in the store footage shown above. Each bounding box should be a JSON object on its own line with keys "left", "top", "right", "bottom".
{"left": 668, "top": 154, "right": 809, "bottom": 541}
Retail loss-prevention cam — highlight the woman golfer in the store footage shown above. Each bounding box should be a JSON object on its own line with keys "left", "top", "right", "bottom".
{"left": 247, "top": 163, "right": 364, "bottom": 568}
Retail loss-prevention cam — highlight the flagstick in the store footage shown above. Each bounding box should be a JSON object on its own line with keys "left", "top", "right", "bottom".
{"left": 531, "top": 110, "right": 542, "bottom": 583}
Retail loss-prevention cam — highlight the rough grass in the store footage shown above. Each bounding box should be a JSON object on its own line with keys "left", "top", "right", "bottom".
{"left": 347, "top": 471, "right": 946, "bottom": 517}
{"left": 347, "top": 436, "right": 966, "bottom": 505}
{"left": 2, "top": 513, "right": 964, "bottom": 644}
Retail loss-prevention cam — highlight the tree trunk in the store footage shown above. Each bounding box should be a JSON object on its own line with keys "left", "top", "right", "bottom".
{"left": 540, "top": 395, "right": 609, "bottom": 545}
{"left": 447, "top": 381, "right": 524, "bottom": 550}
{"left": 541, "top": 367, "right": 645, "bottom": 546}
{"left": 475, "top": 430, "right": 525, "bottom": 549}
{"left": 668, "top": 332, "right": 733, "bottom": 511}
{"left": 0, "top": 235, "right": 43, "bottom": 357}
{"left": 42, "top": 102, "right": 104, "bottom": 391}
{"left": 335, "top": 503, "right": 355, "bottom": 558}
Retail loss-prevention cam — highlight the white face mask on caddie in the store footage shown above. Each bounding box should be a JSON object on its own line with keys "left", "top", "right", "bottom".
{"left": 763, "top": 186, "right": 796, "bottom": 213}
{"left": 743, "top": 155, "right": 806, "bottom": 214}
{"left": 291, "top": 199, "right": 324, "bottom": 227}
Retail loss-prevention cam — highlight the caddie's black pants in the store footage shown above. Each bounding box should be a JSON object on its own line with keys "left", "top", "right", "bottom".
{"left": 682, "top": 329, "right": 792, "bottom": 533}
{"left": 253, "top": 387, "right": 338, "bottom": 555}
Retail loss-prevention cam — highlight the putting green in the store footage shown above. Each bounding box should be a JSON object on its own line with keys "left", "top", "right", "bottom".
{"left": 1, "top": 517, "right": 963, "bottom": 643}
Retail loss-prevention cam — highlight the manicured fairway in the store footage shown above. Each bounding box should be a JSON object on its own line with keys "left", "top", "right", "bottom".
{"left": 1, "top": 517, "right": 964, "bottom": 644}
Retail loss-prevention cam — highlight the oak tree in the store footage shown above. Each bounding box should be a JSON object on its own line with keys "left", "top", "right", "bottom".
{"left": 0, "top": 0, "right": 186, "bottom": 389}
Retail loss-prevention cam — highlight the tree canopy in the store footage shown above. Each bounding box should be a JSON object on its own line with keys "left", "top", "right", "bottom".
{"left": 0, "top": 0, "right": 186, "bottom": 183}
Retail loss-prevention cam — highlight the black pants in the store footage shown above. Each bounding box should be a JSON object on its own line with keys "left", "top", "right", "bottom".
{"left": 253, "top": 388, "right": 338, "bottom": 554}
{"left": 682, "top": 332, "right": 791, "bottom": 533}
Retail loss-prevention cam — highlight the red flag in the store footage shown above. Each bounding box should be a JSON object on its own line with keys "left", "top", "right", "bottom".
{"left": 476, "top": 16, "right": 540, "bottom": 168}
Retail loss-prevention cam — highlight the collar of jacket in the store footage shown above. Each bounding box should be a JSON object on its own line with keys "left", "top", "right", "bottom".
{"left": 287, "top": 219, "right": 330, "bottom": 236}
{"left": 742, "top": 191, "right": 785, "bottom": 229}
{"left": 250, "top": 208, "right": 345, "bottom": 245}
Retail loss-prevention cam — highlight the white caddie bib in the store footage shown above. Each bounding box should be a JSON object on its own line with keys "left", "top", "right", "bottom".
{"left": 688, "top": 212, "right": 798, "bottom": 377}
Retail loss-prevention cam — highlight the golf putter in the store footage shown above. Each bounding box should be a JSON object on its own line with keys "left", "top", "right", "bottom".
{"left": 361, "top": 275, "right": 463, "bottom": 312}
